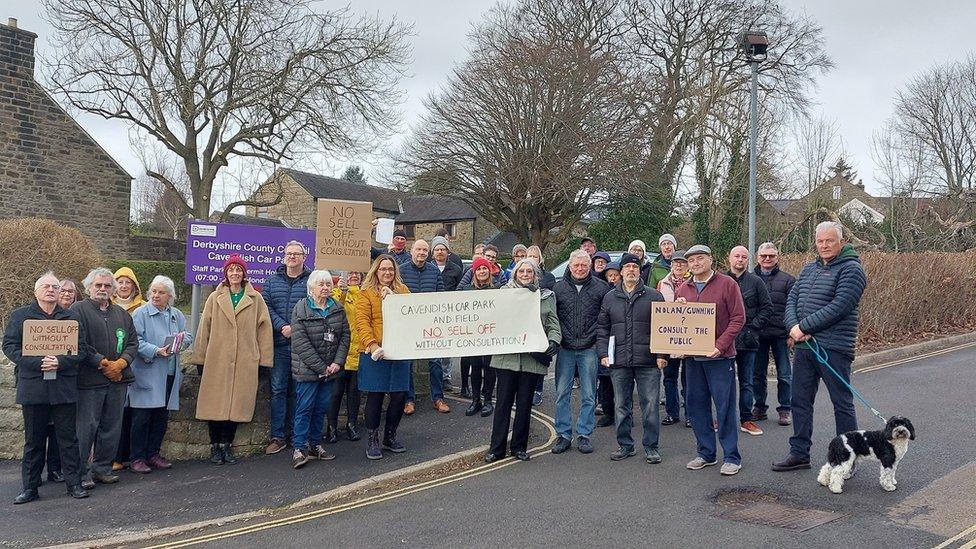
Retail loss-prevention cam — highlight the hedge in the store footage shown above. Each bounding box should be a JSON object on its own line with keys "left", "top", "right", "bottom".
{"left": 104, "top": 259, "right": 191, "bottom": 307}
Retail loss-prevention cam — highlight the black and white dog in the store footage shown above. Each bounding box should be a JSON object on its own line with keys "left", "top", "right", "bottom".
{"left": 817, "top": 416, "right": 916, "bottom": 494}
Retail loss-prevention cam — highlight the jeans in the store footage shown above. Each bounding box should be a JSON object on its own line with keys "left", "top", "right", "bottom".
{"left": 609, "top": 367, "right": 661, "bottom": 452}
{"left": 23, "top": 404, "right": 80, "bottom": 489}
{"left": 293, "top": 378, "right": 334, "bottom": 450}
{"left": 754, "top": 337, "right": 792, "bottom": 413}
{"left": 554, "top": 347, "right": 598, "bottom": 440}
{"left": 270, "top": 346, "right": 296, "bottom": 441}
{"left": 408, "top": 358, "right": 444, "bottom": 402}
{"left": 489, "top": 368, "right": 540, "bottom": 456}
{"left": 735, "top": 350, "right": 757, "bottom": 423}
{"left": 662, "top": 358, "right": 685, "bottom": 419}
{"left": 685, "top": 358, "right": 740, "bottom": 465}
{"left": 789, "top": 348, "right": 858, "bottom": 460}
{"left": 76, "top": 383, "right": 127, "bottom": 479}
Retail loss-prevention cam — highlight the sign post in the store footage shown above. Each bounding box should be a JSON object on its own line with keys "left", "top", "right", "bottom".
{"left": 650, "top": 302, "right": 716, "bottom": 356}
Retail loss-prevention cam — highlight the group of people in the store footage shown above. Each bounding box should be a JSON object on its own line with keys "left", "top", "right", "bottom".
{"left": 3, "top": 219, "right": 866, "bottom": 503}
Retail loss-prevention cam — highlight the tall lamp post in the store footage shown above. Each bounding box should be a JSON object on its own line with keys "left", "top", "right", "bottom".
{"left": 739, "top": 30, "right": 768, "bottom": 270}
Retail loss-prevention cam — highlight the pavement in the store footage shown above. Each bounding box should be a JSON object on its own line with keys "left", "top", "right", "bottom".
{"left": 5, "top": 339, "right": 976, "bottom": 548}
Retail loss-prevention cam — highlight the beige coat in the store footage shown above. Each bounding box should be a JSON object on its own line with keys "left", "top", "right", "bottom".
{"left": 190, "top": 282, "right": 274, "bottom": 422}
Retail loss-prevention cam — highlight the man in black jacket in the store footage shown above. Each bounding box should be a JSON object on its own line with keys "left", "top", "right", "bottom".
{"left": 71, "top": 268, "right": 139, "bottom": 490}
{"left": 752, "top": 242, "right": 796, "bottom": 426}
{"left": 726, "top": 246, "right": 772, "bottom": 437}
{"left": 551, "top": 250, "right": 610, "bottom": 455}
{"left": 3, "top": 273, "right": 89, "bottom": 504}
{"left": 596, "top": 253, "right": 667, "bottom": 464}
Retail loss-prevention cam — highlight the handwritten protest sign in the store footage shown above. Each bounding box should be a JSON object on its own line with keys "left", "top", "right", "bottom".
{"left": 650, "top": 302, "right": 716, "bottom": 356}
{"left": 381, "top": 289, "right": 550, "bottom": 360}
{"left": 22, "top": 320, "right": 79, "bottom": 356}
{"left": 315, "top": 199, "right": 373, "bottom": 272}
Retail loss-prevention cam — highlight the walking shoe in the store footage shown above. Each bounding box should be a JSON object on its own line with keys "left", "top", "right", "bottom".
{"left": 220, "top": 443, "right": 238, "bottom": 465}
{"left": 610, "top": 446, "right": 637, "bottom": 461}
{"left": 577, "top": 437, "right": 594, "bottom": 454}
{"left": 81, "top": 479, "right": 96, "bottom": 490}
{"left": 532, "top": 391, "right": 543, "bottom": 406}
{"left": 751, "top": 407, "right": 768, "bottom": 421}
{"left": 292, "top": 448, "right": 309, "bottom": 469}
{"left": 720, "top": 462, "right": 742, "bottom": 476}
{"left": 771, "top": 454, "right": 811, "bottom": 472}
{"left": 147, "top": 455, "right": 172, "bottom": 470}
{"left": 465, "top": 399, "right": 483, "bottom": 416}
{"left": 210, "top": 443, "right": 224, "bottom": 465}
{"left": 111, "top": 461, "right": 124, "bottom": 472}
{"left": 778, "top": 411, "right": 792, "bottom": 426}
{"left": 67, "top": 485, "right": 89, "bottom": 499}
{"left": 551, "top": 437, "right": 572, "bottom": 454}
{"left": 310, "top": 445, "right": 336, "bottom": 461}
{"left": 265, "top": 438, "right": 287, "bottom": 454}
{"left": 93, "top": 472, "right": 119, "bottom": 484}
{"left": 460, "top": 386, "right": 472, "bottom": 398}
{"left": 130, "top": 459, "right": 152, "bottom": 474}
{"left": 484, "top": 452, "right": 501, "bottom": 463}
{"left": 403, "top": 401, "right": 415, "bottom": 416}
{"left": 13, "top": 489, "right": 39, "bottom": 505}
{"left": 382, "top": 430, "right": 406, "bottom": 453}
{"left": 47, "top": 471, "right": 65, "bottom": 483}
{"left": 480, "top": 401, "right": 494, "bottom": 417}
{"left": 433, "top": 399, "right": 451, "bottom": 413}
{"left": 513, "top": 450, "right": 531, "bottom": 461}
{"left": 596, "top": 415, "right": 615, "bottom": 428}
{"left": 740, "top": 420, "right": 764, "bottom": 436}
{"left": 686, "top": 457, "right": 718, "bottom": 470}
{"left": 346, "top": 423, "right": 361, "bottom": 441}
{"left": 366, "top": 429, "right": 383, "bottom": 460}
{"left": 645, "top": 449, "right": 662, "bottom": 464}
{"left": 661, "top": 415, "right": 678, "bottom": 426}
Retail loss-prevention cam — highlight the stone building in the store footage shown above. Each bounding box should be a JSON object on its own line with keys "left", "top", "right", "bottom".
{"left": 0, "top": 19, "right": 132, "bottom": 256}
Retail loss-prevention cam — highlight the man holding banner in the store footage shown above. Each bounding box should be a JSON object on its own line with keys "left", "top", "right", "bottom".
{"left": 675, "top": 245, "right": 745, "bottom": 476}
{"left": 3, "top": 273, "right": 89, "bottom": 504}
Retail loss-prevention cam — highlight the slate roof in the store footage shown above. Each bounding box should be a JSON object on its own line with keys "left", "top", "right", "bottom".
{"left": 395, "top": 195, "right": 479, "bottom": 223}
{"left": 223, "top": 213, "right": 288, "bottom": 228}
{"left": 281, "top": 168, "right": 403, "bottom": 214}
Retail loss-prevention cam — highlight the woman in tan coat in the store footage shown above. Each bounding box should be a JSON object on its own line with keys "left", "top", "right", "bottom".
{"left": 190, "top": 254, "right": 273, "bottom": 465}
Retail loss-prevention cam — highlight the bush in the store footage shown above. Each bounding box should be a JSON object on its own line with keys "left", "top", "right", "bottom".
{"left": 103, "top": 259, "right": 190, "bottom": 307}
{"left": 0, "top": 218, "right": 102, "bottom": 330}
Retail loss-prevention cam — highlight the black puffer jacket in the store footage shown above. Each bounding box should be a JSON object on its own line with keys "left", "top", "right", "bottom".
{"left": 754, "top": 264, "right": 795, "bottom": 339}
{"left": 290, "top": 297, "right": 350, "bottom": 382}
{"left": 439, "top": 261, "right": 464, "bottom": 291}
{"left": 596, "top": 283, "right": 665, "bottom": 368}
{"left": 553, "top": 271, "right": 610, "bottom": 350}
{"left": 727, "top": 270, "right": 772, "bottom": 351}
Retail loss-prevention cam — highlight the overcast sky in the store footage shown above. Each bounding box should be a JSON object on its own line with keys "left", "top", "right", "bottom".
{"left": 6, "top": 0, "right": 976, "bottom": 204}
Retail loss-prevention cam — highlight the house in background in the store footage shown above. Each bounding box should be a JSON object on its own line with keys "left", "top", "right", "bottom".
{"left": 766, "top": 160, "right": 890, "bottom": 226}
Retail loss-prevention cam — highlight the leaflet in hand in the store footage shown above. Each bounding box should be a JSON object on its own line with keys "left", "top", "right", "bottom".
{"left": 162, "top": 332, "right": 186, "bottom": 354}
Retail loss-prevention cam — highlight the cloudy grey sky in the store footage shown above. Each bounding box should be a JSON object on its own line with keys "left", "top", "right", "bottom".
{"left": 6, "top": 0, "right": 976, "bottom": 204}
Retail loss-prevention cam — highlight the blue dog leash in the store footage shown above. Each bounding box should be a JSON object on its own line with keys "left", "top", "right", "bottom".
{"left": 799, "top": 338, "right": 888, "bottom": 425}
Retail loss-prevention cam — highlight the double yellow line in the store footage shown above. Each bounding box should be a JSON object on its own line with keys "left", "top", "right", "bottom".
{"left": 855, "top": 341, "right": 976, "bottom": 374}
{"left": 933, "top": 523, "right": 976, "bottom": 549}
{"left": 145, "top": 409, "right": 558, "bottom": 548}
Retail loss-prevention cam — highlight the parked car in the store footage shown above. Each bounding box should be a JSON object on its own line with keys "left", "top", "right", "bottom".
{"left": 551, "top": 251, "right": 625, "bottom": 282}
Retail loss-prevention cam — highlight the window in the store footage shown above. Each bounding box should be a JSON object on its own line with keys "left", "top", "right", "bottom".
{"left": 443, "top": 223, "right": 456, "bottom": 238}
{"left": 401, "top": 224, "right": 415, "bottom": 238}
{"left": 256, "top": 206, "right": 270, "bottom": 219}
{"left": 832, "top": 185, "right": 841, "bottom": 200}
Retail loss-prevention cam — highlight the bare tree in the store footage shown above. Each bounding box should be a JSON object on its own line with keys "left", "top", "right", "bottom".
{"left": 402, "top": 0, "right": 644, "bottom": 250}
{"left": 44, "top": 0, "right": 409, "bottom": 221}
{"left": 790, "top": 116, "right": 842, "bottom": 195}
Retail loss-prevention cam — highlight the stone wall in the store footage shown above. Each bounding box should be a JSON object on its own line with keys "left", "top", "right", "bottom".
{"left": 0, "top": 356, "right": 21, "bottom": 459}
{"left": 246, "top": 172, "right": 316, "bottom": 229}
{"left": 127, "top": 235, "right": 186, "bottom": 261}
{"left": 0, "top": 21, "right": 132, "bottom": 257}
{"left": 411, "top": 220, "right": 476, "bottom": 257}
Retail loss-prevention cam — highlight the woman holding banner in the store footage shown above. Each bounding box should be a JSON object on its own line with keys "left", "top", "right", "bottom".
{"left": 485, "top": 259, "right": 561, "bottom": 463}
{"left": 356, "top": 256, "right": 412, "bottom": 460}
{"left": 461, "top": 258, "right": 499, "bottom": 418}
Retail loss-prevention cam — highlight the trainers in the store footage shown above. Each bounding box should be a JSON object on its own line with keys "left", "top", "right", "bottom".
{"left": 532, "top": 391, "right": 543, "bottom": 406}
{"left": 661, "top": 415, "right": 678, "bottom": 426}
{"left": 292, "top": 449, "right": 309, "bottom": 469}
{"left": 610, "top": 446, "right": 637, "bottom": 461}
{"left": 577, "top": 437, "right": 593, "bottom": 454}
{"left": 645, "top": 449, "right": 662, "bottom": 464}
{"left": 771, "top": 454, "right": 810, "bottom": 472}
{"left": 778, "top": 411, "right": 792, "bottom": 426}
{"left": 551, "top": 437, "right": 572, "bottom": 454}
{"left": 686, "top": 456, "right": 718, "bottom": 470}
{"left": 740, "top": 421, "right": 764, "bottom": 436}
{"left": 310, "top": 445, "right": 336, "bottom": 461}
{"left": 265, "top": 438, "right": 287, "bottom": 455}
{"left": 751, "top": 407, "right": 768, "bottom": 421}
{"left": 433, "top": 399, "right": 451, "bottom": 413}
{"left": 720, "top": 462, "right": 742, "bottom": 476}
{"left": 403, "top": 401, "right": 415, "bottom": 415}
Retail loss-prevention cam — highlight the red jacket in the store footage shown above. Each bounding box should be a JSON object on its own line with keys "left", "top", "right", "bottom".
{"left": 674, "top": 271, "right": 745, "bottom": 358}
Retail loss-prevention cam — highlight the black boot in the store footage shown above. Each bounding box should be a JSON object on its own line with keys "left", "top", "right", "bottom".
{"left": 324, "top": 423, "right": 338, "bottom": 444}
{"left": 346, "top": 422, "right": 361, "bottom": 441}
{"left": 465, "top": 398, "right": 483, "bottom": 416}
{"left": 210, "top": 443, "right": 224, "bottom": 465}
{"left": 220, "top": 443, "right": 238, "bottom": 465}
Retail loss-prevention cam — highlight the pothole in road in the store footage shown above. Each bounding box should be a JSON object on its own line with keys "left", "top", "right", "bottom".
{"left": 712, "top": 488, "right": 848, "bottom": 532}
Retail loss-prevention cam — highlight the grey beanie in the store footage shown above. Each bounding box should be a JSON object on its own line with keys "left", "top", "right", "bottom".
{"left": 431, "top": 236, "right": 450, "bottom": 251}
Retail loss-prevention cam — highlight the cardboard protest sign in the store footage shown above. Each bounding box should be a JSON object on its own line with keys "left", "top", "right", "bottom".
{"left": 315, "top": 199, "right": 373, "bottom": 272}
{"left": 22, "top": 320, "right": 79, "bottom": 356}
{"left": 381, "top": 288, "right": 550, "bottom": 360}
{"left": 650, "top": 302, "right": 716, "bottom": 356}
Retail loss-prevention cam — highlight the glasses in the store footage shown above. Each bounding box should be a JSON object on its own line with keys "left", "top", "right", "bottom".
{"left": 485, "top": 254, "right": 497, "bottom": 260}
{"left": 758, "top": 254, "right": 777, "bottom": 259}
{"left": 284, "top": 252, "right": 305, "bottom": 258}
{"left": 39, "top": 284, "right": 61, "bottom": 290}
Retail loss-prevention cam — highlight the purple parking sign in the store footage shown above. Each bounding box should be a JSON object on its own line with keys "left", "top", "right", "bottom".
{"left": 184, "top": 220, "right": 316, "bottom": 286}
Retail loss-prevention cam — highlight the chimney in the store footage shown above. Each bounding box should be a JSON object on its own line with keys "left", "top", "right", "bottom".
{"left": 1, "top": 17, "right": 38, "bottom": 78}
